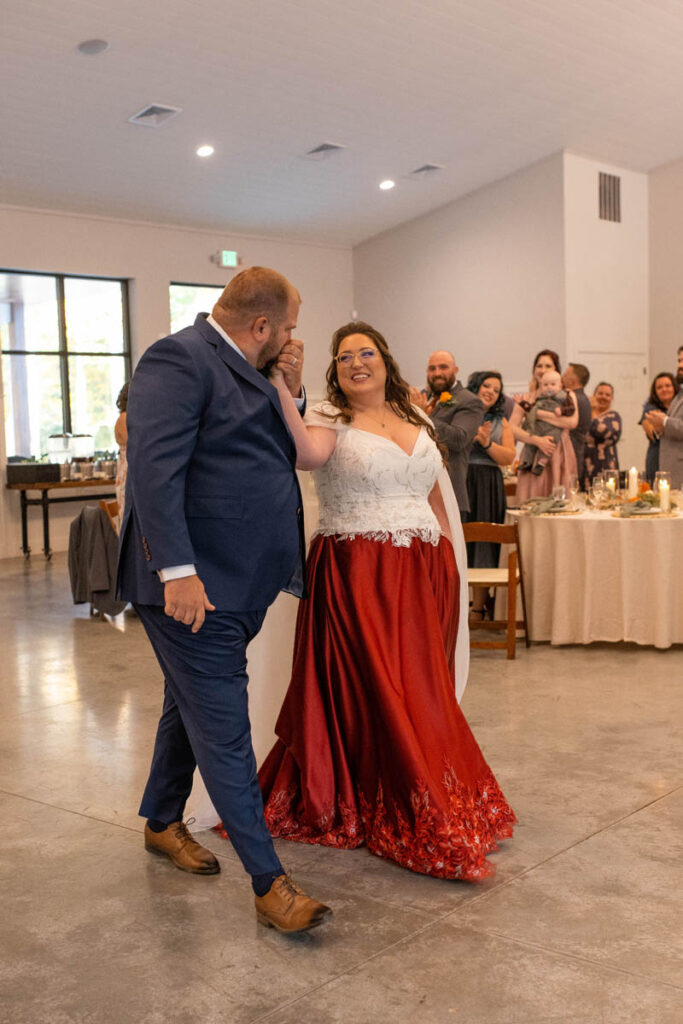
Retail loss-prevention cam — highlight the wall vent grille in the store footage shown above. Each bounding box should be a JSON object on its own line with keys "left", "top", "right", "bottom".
{"left": 599, "top": 172, "right": 621, "bottom": 222}
{"left": 408, "top": 163, "right": 444, "bottom": 178}
{"left": 128, "top": 104, "right": 182, "bottom": 128}
{"left": 302, "top": 142, "right": 346, "bottom": 161}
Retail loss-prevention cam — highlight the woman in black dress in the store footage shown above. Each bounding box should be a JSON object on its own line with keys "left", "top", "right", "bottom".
{"left": 463, "top": 372, "right": 516, "bottom": 621}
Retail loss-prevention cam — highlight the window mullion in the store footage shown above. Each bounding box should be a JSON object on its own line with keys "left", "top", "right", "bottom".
{"left": 122, "top": 280, "right": 132, "bottom": 380}
{"left": 56, "top": 276, "right": 71, "bottom": 433}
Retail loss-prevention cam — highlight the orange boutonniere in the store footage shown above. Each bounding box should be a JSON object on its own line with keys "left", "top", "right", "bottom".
{"left": 439, "top": 391, "right": 455, "bottom": 406}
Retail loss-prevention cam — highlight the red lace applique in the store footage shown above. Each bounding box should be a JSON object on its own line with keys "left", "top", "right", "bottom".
{"left": 215, "top": 763, "right": 515, "bottom": 882}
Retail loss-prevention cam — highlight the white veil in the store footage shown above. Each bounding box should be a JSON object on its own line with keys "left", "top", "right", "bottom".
{"left": 436, "top": 465, "right": 470, "bottom": 703}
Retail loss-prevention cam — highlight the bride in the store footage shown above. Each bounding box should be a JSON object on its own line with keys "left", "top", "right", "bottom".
{"left": 210, "top": 322, "right": 515, "bottom": 881}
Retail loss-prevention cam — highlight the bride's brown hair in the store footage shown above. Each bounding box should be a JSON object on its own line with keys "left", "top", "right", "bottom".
{"left": 324, "top": 321, "right": 441, "bottom": 450}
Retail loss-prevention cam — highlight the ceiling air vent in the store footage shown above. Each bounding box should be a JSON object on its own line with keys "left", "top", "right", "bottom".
{"left": 599, "top": 172, "right": 621, "bottom": 222}
{"left": 128, "top": 104, "right": 182, "bottom": 128}
{"left": 302, "top": 142, "right": 347, "bottom": 161}
{"left": 408, "top": 163, "right": 444, "bottom": 178}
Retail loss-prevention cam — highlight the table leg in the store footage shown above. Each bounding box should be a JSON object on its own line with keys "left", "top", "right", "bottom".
{"left": 20, "top": 491, "right": 31, "bottom": 558}
{"left": 41, "top": 490, "right": 52, "bottom": 560}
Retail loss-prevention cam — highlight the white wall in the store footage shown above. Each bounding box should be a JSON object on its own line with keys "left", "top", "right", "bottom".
{"left": 650, "top": 156, "right": 683, "bottom": 377}
{"left": 563, "top": 153, "right": 650, "bottom": 469}
{"left": 0, "top": 204, "right": 353, "bottom": 558}
{"left": 352, "top": 153, "right": 566, "bottom": 394}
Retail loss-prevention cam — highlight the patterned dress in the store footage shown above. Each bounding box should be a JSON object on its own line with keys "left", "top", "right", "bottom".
{"left": 584, "top": 410, "right": 622, "bottom": 485}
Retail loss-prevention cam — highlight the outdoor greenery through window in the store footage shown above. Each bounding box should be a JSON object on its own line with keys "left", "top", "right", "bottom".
{"left": 1, "top": 271, "right": 130, "bottom": 459}
{"left": 170, "top": 282, "right": 223, "bottom": 335}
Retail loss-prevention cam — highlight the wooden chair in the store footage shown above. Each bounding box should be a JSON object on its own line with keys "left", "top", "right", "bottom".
{"left": 463, "top": 521, "right": 530, "bottom": 659}
{"left": 99, "top": 498, "right": 119, "bottom": 534}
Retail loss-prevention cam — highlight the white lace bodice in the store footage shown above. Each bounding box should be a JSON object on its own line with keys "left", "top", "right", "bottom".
{"left": 306, "top": 402, "right": 442, "bottom": 547}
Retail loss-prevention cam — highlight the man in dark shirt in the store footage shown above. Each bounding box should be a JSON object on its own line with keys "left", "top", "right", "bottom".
{"left": 562, "top": 363, "right": 592, "bottom": 488}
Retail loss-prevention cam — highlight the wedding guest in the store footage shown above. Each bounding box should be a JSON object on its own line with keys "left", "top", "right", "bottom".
{"left": 644, "top": 372, "right": 683, "bottom": 488}
{"left": 677, "top": 345, "right": 683, "bottom": 390}
{"left": 517, "top": 370, "right": 574, "bottom": 476}
{"left": 463, "top": 372, "right": 515, "bottom": 621}
{"left": 510, "top": 351, "right": 578, "bottom": 500}
{"left": 639, "top": 372, "right": 677, "bottom": 483}
{"left": 561, "top": 363, "right": 592, "bottom": 487}
{"left": 512, "top": 349, "right": 561, "bottom": 412}
{"left": 240, "top": 322, "right": 516, "bottom": 882}
{"left": 584, "top": 382, "right": 622, "bottom": 485}
{"left": 510, "top": 348, "right": 562, "bottom": 450}
{"left": 409, "top": 351, "right": 483, "bottom": 512}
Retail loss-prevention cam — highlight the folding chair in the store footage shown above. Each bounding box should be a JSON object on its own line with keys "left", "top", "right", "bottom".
{"left": 463, "top": 521, "right": 530, "bottom": 659}
{"left": 99, "top": 498, "right": 119, "bottom": 534}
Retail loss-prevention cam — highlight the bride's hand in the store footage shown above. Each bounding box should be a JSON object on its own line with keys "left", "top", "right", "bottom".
{"left": 276, "top": 339, "right": 304, "bottom": 397}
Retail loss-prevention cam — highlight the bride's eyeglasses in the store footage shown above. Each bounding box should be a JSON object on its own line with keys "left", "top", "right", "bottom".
{"left": 335, "top": 348, "right": 380, "bottom": 366}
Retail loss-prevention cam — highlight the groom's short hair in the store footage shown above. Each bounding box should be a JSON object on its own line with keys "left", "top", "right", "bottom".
{"left": 214, "top": 267, "right": 299, "bottom": 327}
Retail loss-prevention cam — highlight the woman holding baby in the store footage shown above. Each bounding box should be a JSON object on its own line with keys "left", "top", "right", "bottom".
{"left": 510, "top": 350, "right": 578, "bottom": 501}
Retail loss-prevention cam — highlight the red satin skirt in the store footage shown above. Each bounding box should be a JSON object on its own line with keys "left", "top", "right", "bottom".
{"left": 224, "top": 534, "right": 515, "bottom": 881}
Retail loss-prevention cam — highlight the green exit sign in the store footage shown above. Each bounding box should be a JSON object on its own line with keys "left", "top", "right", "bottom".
{"left": 219, "top": 250, "right": 238, "bottom": 268}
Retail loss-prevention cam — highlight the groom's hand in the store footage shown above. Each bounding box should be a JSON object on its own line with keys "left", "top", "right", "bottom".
{"left": 164, "top": 575, "right": 216, "bottom": 633}
{"left": 277, "top": 339, "right": 304, "bottom": 398}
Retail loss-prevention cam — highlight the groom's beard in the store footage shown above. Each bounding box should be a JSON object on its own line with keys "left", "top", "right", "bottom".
{"left": 258, "top": 355, "right": 278, "bottom": 379}
{"left": 256, "top": 332, "right": 283, "bottom": 377}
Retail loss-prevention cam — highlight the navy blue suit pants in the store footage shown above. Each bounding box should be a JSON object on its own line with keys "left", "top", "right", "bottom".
{"left": 136, "top": 604, "right": 283, "bottom": 879}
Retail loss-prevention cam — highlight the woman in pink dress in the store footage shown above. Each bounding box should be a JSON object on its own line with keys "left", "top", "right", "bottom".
{"left": 510, "top": 350, "right": 578, "bottom": 500}
{"left": 219, "top": 322, "right": 516, "bottom": 882}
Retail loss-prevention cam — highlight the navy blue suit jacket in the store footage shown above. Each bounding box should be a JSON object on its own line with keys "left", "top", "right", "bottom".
{"left": 117, "top": 314, "right": 305, "bottom": 611}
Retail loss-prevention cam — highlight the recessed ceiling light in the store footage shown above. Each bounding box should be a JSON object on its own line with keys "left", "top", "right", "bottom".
{"left": 77, "top": 39, "right": 109, "bottom": 56}
{"left": 196, "top": 145, "right": 215, "bottom": 158}
{"left": 379, "top": 179, "right": 395, "bottom": 191}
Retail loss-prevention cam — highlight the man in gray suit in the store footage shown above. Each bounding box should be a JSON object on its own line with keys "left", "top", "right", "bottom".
{"left": 411, "top": 350, "right": 483, "bottom": 512}
{"left": 644, "top": 387, "right": 683, "bottom": 488}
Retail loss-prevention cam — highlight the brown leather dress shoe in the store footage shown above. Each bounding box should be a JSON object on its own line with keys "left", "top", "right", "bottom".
{"left": 255, "top": 875, "right": 332, "bottom": 933}
{"left": 144, "top": 821, "right": 220, "bottom": 875}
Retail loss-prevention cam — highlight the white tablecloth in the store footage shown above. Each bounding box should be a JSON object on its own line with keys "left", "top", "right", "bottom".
{"left": 509, "top": 509, "right": 683, "bottom": 648}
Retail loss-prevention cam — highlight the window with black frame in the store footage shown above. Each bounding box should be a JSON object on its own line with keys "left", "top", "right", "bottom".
{"left": 0, "top": 270, "right": 131, "bottom": 459}
{"left": 169, "top": 281, "right": 223, "bottom": 335}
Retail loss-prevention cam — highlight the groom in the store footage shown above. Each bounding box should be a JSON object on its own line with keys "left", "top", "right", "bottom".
{"left": 118, "top": 266, "right": 331, "bottom": 933}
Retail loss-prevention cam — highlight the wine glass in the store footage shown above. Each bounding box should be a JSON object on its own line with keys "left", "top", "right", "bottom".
{"left": 567, "top": 474, "right": 579, "bottom": 507}
{"left": 590, "top": 472, "right": 605, "bottom": 506}
{"left": 551, "top": 485, "right": 566, "bottom": 502}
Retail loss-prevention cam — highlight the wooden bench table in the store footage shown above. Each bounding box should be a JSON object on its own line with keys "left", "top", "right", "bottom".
{"left": 6, "top": 478, "right": 116, "bottom": 559}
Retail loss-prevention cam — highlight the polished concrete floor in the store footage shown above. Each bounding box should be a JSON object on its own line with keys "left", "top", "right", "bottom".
{"left": 2, "top": 553, "right": 683, "bottom": 1024}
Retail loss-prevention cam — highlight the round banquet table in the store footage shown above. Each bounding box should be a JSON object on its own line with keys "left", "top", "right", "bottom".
{"left": 508, "top": 507, "right": 683, "bottom": 648}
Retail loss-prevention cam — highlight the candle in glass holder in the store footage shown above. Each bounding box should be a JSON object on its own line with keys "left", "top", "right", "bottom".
{"left": 606, "top": 475, "right": 617, "bottom": 494}
{"left": 660, "top": 479, "right": 671, "bottom": 512}
{"left": 627, "top": 466, "right": 638, "bottom": 499}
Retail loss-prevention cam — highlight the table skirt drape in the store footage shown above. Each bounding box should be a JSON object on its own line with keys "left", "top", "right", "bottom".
{"left": 497, "top": 510, "right": 683, "bottom": 648}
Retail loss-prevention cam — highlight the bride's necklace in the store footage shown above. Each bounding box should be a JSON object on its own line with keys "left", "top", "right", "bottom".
{"left": 360, "top": 403, "right": 389, "bottom": 430}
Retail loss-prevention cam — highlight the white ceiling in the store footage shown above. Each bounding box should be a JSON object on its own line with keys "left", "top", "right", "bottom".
{"left": 3, "top": 0, "right": 683, "bottom": 246}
